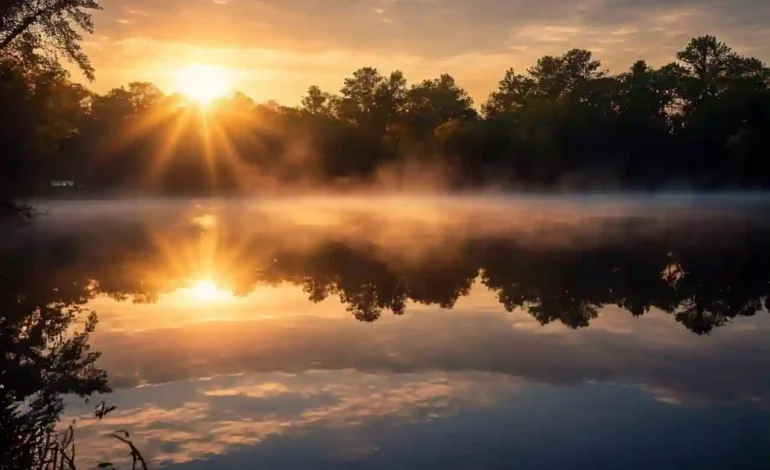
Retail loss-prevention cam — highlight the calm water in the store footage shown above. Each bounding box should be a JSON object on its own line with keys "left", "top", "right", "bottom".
{"left": 3, "top": 196, "right": 770, "bottom": 469}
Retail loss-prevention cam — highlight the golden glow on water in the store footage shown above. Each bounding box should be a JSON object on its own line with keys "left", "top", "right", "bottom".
{"left": 176, "top": 278, "right": 234, "bottom": 304}
{"left": 23, "top": 198, "right": 770, "bottom": 470}
{"left": 191, "top": 214, "right": 218, "bottom": 229}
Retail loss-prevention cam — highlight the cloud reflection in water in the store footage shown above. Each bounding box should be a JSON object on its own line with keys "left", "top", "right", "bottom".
{"left": 4, "top": 197, "right": 769, "bottom": 469}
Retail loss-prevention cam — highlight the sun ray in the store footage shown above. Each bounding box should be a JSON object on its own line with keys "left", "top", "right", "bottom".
{"left": 200, "top": 114, "right": 219, "bottom": 191}
{"left": 207, "top": 116, "right": 246, "bottom": 191}
{"left": 116, "top": 101, "right": 182, "bottom": 145}
{"left": 146, "top": 108, "right": 193, "bottom": 182}
{"left": 89, "top": 99, "right": 182, "bottom": 165}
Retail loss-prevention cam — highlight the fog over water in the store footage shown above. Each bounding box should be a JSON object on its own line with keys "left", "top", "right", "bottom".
{"left": 3, "top": 193, "right": 770, "bottom": 470}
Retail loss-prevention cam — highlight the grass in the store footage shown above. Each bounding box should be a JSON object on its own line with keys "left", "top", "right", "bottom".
{"left": 35, "top": 402, "right": 148, "bottom": 470}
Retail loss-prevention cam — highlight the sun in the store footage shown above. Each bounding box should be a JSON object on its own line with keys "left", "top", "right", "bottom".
{"left": 191, "top": 279, "right": 218, "bottom": 300}
{"left": 186, "top": 279, "right": 232, "bottom": 302}
{"left": 174, "top": 64, "right": 232, "bottom": 105}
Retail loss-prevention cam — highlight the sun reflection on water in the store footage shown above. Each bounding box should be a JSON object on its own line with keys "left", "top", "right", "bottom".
{"left": 182, "top": 278, "right": 234, "bottom": 303}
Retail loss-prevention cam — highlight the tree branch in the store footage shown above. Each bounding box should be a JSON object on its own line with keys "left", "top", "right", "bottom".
{"left": 0, "top": 7, "right": 49, "bottom": 51}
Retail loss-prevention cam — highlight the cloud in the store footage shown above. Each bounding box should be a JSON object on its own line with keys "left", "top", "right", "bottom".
{"left": 63, "top": 371, "right": 520, "bottom": 468}
{"left": 95, "top": 0, "right": 770, "bottom": 57}
{"left": 63, "top": 366, "right": 770, "bottom": 469}
{"left": 80, "top": 0, "right": 770, "bottom": 102}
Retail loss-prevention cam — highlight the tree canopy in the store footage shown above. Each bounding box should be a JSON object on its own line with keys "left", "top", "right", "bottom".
{"left": 0, "top": 0, "right": 101, "bottom": 80}
{"left": 2, "top": 35, "right": 770, "bottom": 210}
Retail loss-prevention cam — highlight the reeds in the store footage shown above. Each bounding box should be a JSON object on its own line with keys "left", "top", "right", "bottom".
{"left": 29, "top": 402, "right": 147, "bottom": 470}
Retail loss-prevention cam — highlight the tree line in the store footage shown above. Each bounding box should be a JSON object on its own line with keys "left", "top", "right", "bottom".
{"left": 4, "top": 35, "right": 770, "bottom": 204}
{"left": 3, "top": 2, "right": 770, "bottom": 214}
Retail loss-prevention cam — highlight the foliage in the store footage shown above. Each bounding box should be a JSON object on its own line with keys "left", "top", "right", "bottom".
{"left": 10, "top": 403, "right": 147, "bottom": 470}
{"left": 0, "top": 234, "right": 111, "bottom": 468}
{"left": 0, "top": 0, "right": 101, "bottom": 80}
{"left": 2, "top": 35, "right": 770, "bottom": 208}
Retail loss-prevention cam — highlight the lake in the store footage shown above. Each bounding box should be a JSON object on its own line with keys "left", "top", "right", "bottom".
{"left": 3, "top": 195, "right": 770, "bottom": 470}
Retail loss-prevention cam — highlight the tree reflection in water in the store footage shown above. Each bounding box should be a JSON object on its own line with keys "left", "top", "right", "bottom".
{"left": 4, "top": 214, "right": 769, "bottom": 334}
{"left": 0, "top": 240, "right": 110, "bottom": 468}
{"left": 1, "top": 210, "right": 769, "bottom": 467}
{"left": 265, "top": 234, "right": 770, "bottom": 333}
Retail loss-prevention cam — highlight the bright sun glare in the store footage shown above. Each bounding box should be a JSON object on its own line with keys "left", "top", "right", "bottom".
{"left": 189, "top": 279, "right": 230, "bottom": 302}
{"left": 175, "top": 64, "right": 232, "bottom": 105}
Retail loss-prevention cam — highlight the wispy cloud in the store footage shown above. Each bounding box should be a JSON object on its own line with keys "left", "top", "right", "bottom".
{"left": 64, "top": 371, "right": 519, "bottom": 468}
{"left": 81, "top": 0, "right": 770, "bottom": 102}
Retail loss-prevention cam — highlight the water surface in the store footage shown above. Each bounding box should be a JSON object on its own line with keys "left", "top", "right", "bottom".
{"left": 3, "top": 196, "right": 770, "bottom": 469}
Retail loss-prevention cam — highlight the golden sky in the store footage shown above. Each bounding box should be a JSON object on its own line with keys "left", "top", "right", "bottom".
{"left": 80, "top": 0, "right": 770, "bottom": 105}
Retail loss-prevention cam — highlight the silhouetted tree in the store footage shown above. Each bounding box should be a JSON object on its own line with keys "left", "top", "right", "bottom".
{"left": 300, "top": 85, "right": 337, "bottom": 116}
{"left": 0, "top": 0, "right": 101, "bottom": 80}
{"left": 4, "top": 34, "right": 770, "bottom": 214}
{"left": 0, "top": 238, "right": 110, "bottom": 468}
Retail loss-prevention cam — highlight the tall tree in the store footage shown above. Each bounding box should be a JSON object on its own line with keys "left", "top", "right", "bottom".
{"left": 0, "top": 0, "right": 101, "bottom": 80}
{"left": 300, "top": 85, "right": 336, "bottom": 115}
{"left": 482, "top": 68, "right": 537, "bottom": 117}
{"left": 404, "top": 74, "right": 476, "bottom": 138}
{"left": 338, "top": 67, "right": 407, "bottom": 134}
{"left": 527, "top": 49, "right": 606, "bottom": 99}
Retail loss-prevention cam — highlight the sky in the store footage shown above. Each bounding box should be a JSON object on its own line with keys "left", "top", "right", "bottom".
{"left": 80, "top": 0, "right": 770, "bottom": 107}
